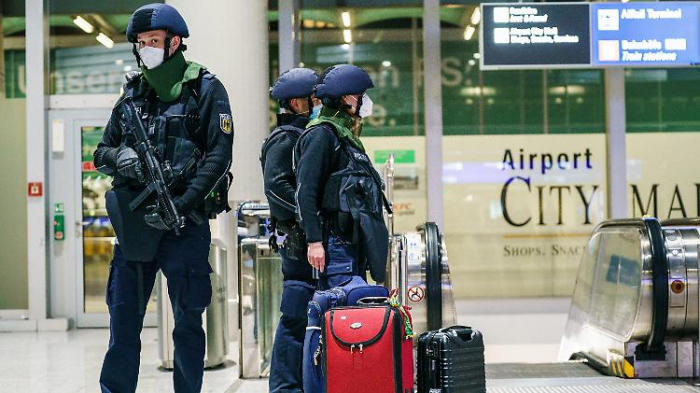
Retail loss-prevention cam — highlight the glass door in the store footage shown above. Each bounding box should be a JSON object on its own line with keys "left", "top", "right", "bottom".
{"left": 72, "top": 117, "right": 157, "bottom": 327}
{"left": 80, "top": 125, "right": 115, "bottom": 315}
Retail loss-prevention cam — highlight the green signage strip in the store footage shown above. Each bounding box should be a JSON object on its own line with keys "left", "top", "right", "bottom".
{"left": 375, "top": 149, "right": 416, "bottom": 164}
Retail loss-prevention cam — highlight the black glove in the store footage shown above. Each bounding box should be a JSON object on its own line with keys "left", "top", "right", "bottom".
{"left": 144, "top": 203, "right": 184, "bottom": 231}
{"left": 144, "top": 208, "right": 170, "bottom": 231}
{"left": 116, "top": 146, "right": 144, "bottom": 182}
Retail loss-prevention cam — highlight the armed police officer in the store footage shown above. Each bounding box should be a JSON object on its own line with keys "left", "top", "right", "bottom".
{"left": 295, "top": 64, "right": 390, "bottom": 290}
{"left": 93, "top": 4, "right": 233, "bottom": 393}
{"left": 261, "top": 67, "right": 320, "bottom": 393}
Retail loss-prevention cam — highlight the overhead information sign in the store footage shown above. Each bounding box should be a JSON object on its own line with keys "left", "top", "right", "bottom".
{"left": 481, "top": 2, "right": 700, "bottom": 70}
{"left": 481, "top": 4, "right": 591, "bottom": 69}
{"left": 591, "top": 2, "right": 700, "bottom": 67}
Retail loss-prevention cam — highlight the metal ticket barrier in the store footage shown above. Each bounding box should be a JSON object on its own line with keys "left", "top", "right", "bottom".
{"left": 157, "top": 239, "right": 229, "bottom": 369}
{"left": 237, "top": 202, "right": 284, "bottom": 379}
{"left": 387, "top": 223, "right": 457, "bottom": 337}
{"left": 382, "top": 154, "right": 457, "bottom": 337}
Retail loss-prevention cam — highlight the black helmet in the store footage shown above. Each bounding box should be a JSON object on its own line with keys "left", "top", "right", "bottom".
{"left": 126, "top": 4, "right": 189, "bottom": 43}
{"left": 270, "top": 68, "right": 318, "bottom": 100}
{"left": 314, "top": 64, "right": 374, "bottom": 99}
{"left": 271, "top": 68, "right": 318, "bottom": 113}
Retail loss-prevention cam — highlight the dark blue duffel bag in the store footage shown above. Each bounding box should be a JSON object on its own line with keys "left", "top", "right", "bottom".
{"left": 302, "top": 276, "right": 389, "bottom": 393}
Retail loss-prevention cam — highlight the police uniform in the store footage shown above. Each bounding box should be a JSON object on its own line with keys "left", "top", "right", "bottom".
{"left": 93, "top": 4, "right": 233, "bottom": 393}
{"left": 261, "top": 68, "right": 318, "bottom": 393}
{"left": 295, "top": 64, "right": 390, "bottom": 290}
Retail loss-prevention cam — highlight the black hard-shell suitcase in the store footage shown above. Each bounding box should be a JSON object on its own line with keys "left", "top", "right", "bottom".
{"left": 417, "top": 326, "right": 486, "bottom": 393}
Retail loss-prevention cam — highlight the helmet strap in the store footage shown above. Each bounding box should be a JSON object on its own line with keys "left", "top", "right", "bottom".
{"left": 163, "top": 33, "right": 174, "bottom": 63}
{"left": 355, "top": 94, "right": 364, "bottom": 117}
{"left": 132, "top": 43, "right": 143, "bottom": 68}
{"left": 341, "top": 95, "right": 360, "bottom": 117}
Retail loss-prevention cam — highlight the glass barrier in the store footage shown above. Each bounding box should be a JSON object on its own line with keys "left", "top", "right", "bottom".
{"left": 560, "top": 220, "right": 652, "bottom": 361}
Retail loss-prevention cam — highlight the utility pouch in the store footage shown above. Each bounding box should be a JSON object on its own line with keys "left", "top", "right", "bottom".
{"left": 204, "top": 171, "right": 233, "bottom": 219}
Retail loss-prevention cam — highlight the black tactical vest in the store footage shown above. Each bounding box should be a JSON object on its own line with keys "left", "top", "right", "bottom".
{"left": 319, "top": 131, "right": 391, "bottom": 283}
{"left": 119, "top": 72, "right": 206, "bottom": 194}
{"left": 260, "top": 124, "right": 303, "bottom": 222}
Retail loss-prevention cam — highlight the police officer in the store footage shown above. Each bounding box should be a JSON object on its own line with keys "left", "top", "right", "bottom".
{"left": 295, "top": 64, "right": 390, "bottom": 290}
{"left": 93, "top": 4, "right": 233, "bottom": 393}
{"left": 262, "top": 67, "right": 321, "bottom": 393}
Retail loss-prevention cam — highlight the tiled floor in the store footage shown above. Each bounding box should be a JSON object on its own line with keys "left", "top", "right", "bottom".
{"left": 0, "top": 328, "right": 238, "bottom": 393}
{"left": 228, "top": 298, "right": 573, "bottom": 393}
{"left": 0, "top": 298, "right": 571, "bottom": 393}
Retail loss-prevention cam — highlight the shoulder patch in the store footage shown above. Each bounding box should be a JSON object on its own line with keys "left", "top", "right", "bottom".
{"left": 220, "top": 114, "right": 233, "bottom": 134}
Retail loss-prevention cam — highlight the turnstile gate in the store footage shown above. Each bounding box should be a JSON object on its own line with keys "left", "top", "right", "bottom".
{"left": 158, "top": 240, "right": 229, "bottom": 369}
{"left": 387, "top": 222, "right": 457, "bottom": 337}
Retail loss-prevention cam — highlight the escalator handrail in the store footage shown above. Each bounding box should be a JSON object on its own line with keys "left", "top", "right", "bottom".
{"left": 661, "top": 217, "right": 700, "bottom": 227}
{"left": 421, "top": 222, "right": 443, "bottom": 331}
{"left": 643, "top": 217, "right": 668, "bottom": 353}
{"left": 594, "top": 218, "right": 647, "bottom": 232}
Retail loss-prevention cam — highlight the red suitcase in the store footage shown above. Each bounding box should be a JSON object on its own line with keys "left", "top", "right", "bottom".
{"left": 322, "top": 305, "right": 414, "bottom": 393}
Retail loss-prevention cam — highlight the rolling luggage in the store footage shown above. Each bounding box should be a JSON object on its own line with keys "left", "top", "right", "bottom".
{"left": 303, "top": 276, "right": 390, "bottom": 393}
{"left": 340, "top": 275, "right": 389, "bottom": 305}
{"left": 323, "top": 305, "right": 414, "bottom": 393}
{"left": 417, "top": 326, "right": 486, "bottom": 393}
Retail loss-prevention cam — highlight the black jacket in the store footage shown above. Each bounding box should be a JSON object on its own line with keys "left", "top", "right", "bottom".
{"left": 261, "top": 113, "right": 309, "bottom": 226}
{"left": 94, "top": 71, "right": 233, "bottom": 217}
{"left": 294, "top": 123, "right": 351, "bottom": 243}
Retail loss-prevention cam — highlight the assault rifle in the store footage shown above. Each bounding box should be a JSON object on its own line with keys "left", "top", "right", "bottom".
{"left": 122, "top": 98, "right": 185, "bottom": 235}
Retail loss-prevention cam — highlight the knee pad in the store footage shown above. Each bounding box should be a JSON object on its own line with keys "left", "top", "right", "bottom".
{"left": 280, "top": 280, "right": 315, "bottom": 319}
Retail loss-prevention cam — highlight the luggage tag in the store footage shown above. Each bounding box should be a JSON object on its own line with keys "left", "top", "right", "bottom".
{"left": 389, "top": 289, "right": 414, "bottom": 339}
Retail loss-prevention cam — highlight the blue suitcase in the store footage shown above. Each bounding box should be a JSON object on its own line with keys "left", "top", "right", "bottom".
{"left": 302, "top": 276, "right": 389, "bottom": 393}
{"left": 341, "top": 275, "right": 389, "bottom": 306}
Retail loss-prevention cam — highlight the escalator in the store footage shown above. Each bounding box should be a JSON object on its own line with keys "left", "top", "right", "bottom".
{"left": 486, "top": 217, "right": 700, "bottom": 391}
{"left": 560, "top": 217, "right": 698, "bottom": 379}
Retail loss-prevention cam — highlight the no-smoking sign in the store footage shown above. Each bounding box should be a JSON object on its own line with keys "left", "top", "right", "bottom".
{"left": 407, "top": 285, "right": 425, "bottom": 302}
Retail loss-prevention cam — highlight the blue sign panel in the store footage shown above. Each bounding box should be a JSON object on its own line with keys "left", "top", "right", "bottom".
{"left": 591, "top": 2, "right": 700, "bottom": 67}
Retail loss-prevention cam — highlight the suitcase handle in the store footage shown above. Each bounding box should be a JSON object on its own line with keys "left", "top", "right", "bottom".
{"left": 441, "top": 325, "right": 474, "bottom": 342}
{"left": 329, "top": 307, "right": 392, "bottom": 348}
{"left": 356, "top": 297, "right": 389, "bottom": 305}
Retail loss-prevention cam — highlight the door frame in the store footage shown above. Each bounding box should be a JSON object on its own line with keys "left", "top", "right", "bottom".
{"left": 48, "top": 94, "right": 156, "bottom": 328}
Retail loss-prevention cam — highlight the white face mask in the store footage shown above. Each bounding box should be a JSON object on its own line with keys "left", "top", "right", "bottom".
{"left": 358, "top": 93, "right": 373, "bottom": 118}
{"left": 348, "top": 93, "right": 373, "bottom": 118}
{"left": 139, "top": 46, "right": 165, "bottom": 69}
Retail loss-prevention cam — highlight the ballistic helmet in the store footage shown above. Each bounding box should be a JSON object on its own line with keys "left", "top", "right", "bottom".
{"left": 270, "top": 68, "right": 319, "bottom": 100}
{"left": 126, "top": 4, "right": 189, "bottom": 43}
{"left": 314, "top": 64, "right": 374, "bottom": 99}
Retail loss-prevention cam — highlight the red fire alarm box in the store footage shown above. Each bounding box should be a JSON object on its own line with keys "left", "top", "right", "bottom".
{"left": 28, "top": 182, "right": 43, "bottom": 197}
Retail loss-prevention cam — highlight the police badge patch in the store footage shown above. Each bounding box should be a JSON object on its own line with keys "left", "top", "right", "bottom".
{"left": 219, "top": 114, "right": 233, "bottom": 134}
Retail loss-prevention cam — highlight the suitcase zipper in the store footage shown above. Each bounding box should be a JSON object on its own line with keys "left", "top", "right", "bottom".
{"left": 349, "top": 344, "right": 364, "bottom": 354}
